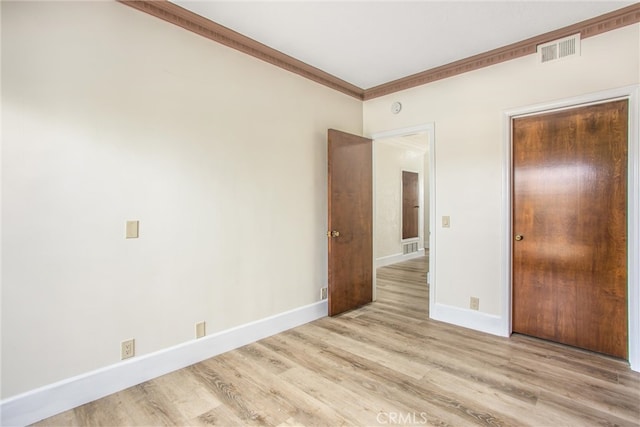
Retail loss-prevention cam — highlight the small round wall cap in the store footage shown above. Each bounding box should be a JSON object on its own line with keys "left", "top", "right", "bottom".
{"left": 391, "top": 101, "right": 402, "bottom": 114}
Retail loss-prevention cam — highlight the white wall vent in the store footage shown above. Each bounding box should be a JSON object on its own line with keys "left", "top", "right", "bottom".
{"left": 403, "top": 242, "right": 419, "bottom": 255}
{"left": 537, "top": 33, "right": 581, "bottom": 63}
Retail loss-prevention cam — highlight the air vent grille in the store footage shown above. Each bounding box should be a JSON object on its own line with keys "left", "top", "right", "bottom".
{"left": 559, "top": 37, "right": 577, "bottom": 58}
{"left": 538, "top": 34, "right": 580, "bottom": 63}
{"left": 540, "top": 44, "right": 557, "bottom": 63}
{"left": 403, "top": 242, "right": 419, "bottom": 255}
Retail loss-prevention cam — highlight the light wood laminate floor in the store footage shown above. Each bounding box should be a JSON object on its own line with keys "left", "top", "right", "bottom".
{"left": 36, "top": 257, "right": 640, "bottom": 426}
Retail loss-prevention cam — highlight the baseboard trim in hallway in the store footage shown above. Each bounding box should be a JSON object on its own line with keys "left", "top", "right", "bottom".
{"left": 376, "top": 249, "right": 425, "bottom": 268}
{"left": 0, "top": 300, "right": 328, "bottom": 426}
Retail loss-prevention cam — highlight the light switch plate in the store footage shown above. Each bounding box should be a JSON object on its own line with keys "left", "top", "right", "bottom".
{"left": 126, "top": 221, "right": 139, "bottom": 239}
{"left": 442, "top": 216, "right": 450, "bottom": 228}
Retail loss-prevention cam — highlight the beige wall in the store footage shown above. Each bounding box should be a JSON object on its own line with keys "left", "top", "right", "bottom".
{"left": 364, "top": 24, "right": 640, "bottom": 316}
{"left": 1, "top": 1, "right": 362, "bottom": 398}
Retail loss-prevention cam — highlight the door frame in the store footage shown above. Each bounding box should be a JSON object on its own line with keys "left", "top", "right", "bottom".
{"left": 370, "top": 123, "right": 435, "bottom": 306}
{"left": 502, "top": 85, "right": 640, "bottom": 371}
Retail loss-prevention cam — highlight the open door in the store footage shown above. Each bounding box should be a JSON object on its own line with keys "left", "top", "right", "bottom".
{"left": 327, "top": 129, "right": 373, "bottom": 316}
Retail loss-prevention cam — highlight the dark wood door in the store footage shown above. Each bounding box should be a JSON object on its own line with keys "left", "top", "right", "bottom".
{"left": 328, "top": 129, "right": 373, "bottom": 316}
{"left": 402, "top": 171, "right": 419, "bottom": 239}
{"left": 512, "top": 100, "right": 628, "bottom": 358}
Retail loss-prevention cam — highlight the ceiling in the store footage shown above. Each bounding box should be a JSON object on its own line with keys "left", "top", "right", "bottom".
{"left": 170, "top": 1, "right": 634, "bottom": 89}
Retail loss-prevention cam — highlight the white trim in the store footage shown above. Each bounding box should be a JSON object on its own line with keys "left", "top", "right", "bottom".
{"left": 428, "top": 126, "right": 436, "bottom": 312}
{"left": 376, "top": 249, "right": 425, "bottom": 268}
{"left": 370, "top": 124, "right": 435, "bottom": 311}
{"left": 500, "top": 103, "right": 515, "bottom": 338}
{"left": 400, "top": 237, "right": 421, "bottom": 244}
{"left": 371, "top": 140, "right": 377, "bottom": 301}
{"left": 0, "top": 301, "right": 328, "bottom": 427}
{"left": 502, "top": 85, "right": 640, "bottom": 371}
{"left": 377, "top": 136, "right": 427, "bottom": 154}
{"left": 430, "top": 303, "right": 506, "bottom": 337}
{"left": 371, "top": 124, "right": 434, "bottom": 142}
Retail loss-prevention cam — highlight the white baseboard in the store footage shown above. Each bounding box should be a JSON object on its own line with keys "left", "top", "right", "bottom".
{"left": 376, "top": 249, "right": 425, "bottom": 268}
{"left": 0, "top": 300, "right": 328, "bottom": 427}
{"left": 430, "top": 302, "right": 508, "bottom": 337}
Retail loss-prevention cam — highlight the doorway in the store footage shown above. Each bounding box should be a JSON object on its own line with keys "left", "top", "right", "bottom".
{"left": 371, "top": 124, "right": 435, "bottom": 302}
{"left": 503, "top": 86, "right": 640, "bottom": 371}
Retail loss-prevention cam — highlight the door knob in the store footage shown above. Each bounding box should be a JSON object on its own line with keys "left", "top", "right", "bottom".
{"left": 327, "top": 230, "right": 340, "bottom": 237}
{"left": 515, "top": 234, "right": 523, "bottom": 241}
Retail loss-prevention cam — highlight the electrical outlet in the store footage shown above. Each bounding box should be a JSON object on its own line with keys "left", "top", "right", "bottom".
{"left": 470, "top": 297, "right": 480, "bottom": 311}
{"left": 121, "top": 339, "right": 135, "bottom": 360}
{"left": 320, "top": 287, "right": 328, "bottom": 300}
{"left": 195, "top": 321, "right": 206, "bottom": 339}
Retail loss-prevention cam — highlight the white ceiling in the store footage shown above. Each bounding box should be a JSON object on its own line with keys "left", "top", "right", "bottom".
{"left": 171, "top": 1, "right": 634, "bottom": 89}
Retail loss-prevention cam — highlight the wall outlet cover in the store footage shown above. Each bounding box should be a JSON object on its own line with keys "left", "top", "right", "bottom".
{"left": 121, "top": 339, "right": 135, "bottom": 359}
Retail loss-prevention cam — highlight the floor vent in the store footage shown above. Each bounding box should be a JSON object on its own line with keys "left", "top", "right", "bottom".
{"left": 538, "top": 33, "right": 580, "bottom": 64}
{"left": 403, "top": 242, "right": 419, "bottom": 255}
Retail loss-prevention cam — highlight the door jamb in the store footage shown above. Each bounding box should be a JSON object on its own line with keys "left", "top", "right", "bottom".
{"left": 370, "top": 124, "right": 435, "bottom": 308}
{"left": 502, "top": 85, "right": 640, "bottom": 371}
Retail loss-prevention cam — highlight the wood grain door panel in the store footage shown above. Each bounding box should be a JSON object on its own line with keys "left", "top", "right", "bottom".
{"left": 402, "top": 171, "right": 419, "bottom": 239}
{"left": 328, "top": 129, "right": 373, "bottom": 316}
{"left": 512, "top": 100, "right": 628, "bottom": 359}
